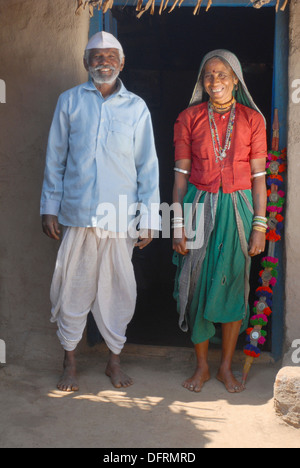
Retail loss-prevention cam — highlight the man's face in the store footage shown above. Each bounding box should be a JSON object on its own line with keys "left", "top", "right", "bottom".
{"left": 85, "top": 48, "right": 125, "bottom": 85}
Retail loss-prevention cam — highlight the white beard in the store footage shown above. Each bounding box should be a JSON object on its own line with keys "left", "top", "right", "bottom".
{"left": 89, "top": 65, "right": 120, "bottom": 85}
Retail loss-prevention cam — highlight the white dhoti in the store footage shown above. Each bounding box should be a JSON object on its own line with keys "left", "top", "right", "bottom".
{"left": 50, "top": 227, "right": 137, "bottom": 355}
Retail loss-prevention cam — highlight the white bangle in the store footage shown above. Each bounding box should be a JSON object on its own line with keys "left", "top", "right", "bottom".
{"left": 253, "top": 221, "right": 268, "bottom": 229}
{"left": 172, "top": 220, "right": 185, "bottom": 226}
{"left": 251, "top": 171, "right": 266, "bottom": 179}
{"left": 174, "top": 167, "right": 191, "bottom": 175}
{"left": 253, "top": 216, "right": 267, "bottom": 222}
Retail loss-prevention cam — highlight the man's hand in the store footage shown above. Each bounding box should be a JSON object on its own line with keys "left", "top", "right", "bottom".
{"left": 42, "top": 214, "right": 61, "bottom": 240}
{"left": 135, "top": 229, "right": 153, "bottom": 250}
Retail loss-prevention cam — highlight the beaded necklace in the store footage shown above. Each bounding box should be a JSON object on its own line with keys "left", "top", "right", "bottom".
{"left": 210, "top": 96, "right": 235, "bottom": 112}
{"left": 208, "top": 100, "right": 236, "bottom": 163}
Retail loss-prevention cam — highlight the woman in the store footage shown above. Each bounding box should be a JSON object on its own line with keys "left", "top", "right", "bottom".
{"left": 172, "top": 50, "right": 267, "bottom": 393}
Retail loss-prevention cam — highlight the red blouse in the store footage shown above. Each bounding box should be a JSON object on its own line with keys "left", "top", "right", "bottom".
{"left": 174, "top": 102, "right": 267, "bottom": 194}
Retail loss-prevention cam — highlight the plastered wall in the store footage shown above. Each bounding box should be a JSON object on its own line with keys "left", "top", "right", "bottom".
{"left": 0, "top": 0, "right": 89, "bottom": 360}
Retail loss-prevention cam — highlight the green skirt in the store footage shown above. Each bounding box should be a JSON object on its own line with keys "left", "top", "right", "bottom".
{"left": 173, "top": 185, "right": 253, "bottom": 345}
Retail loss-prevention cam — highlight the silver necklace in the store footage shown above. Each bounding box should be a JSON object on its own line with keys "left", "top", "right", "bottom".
{"left": 208, "top": 101, "right": 236, "bottom": 163}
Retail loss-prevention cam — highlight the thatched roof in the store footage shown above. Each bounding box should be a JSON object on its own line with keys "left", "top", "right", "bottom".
{"left": 76, "top": 0, "right": 289, "bottom": 18}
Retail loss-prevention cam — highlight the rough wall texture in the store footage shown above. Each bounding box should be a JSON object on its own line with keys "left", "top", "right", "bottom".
{"left": 285, "top": 0, "right": 300, "bottom": 358}
{"left": 0, "top": 0, "right": 89, "bottom": 360}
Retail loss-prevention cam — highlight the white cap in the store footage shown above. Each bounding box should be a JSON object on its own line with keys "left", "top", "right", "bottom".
{"left": 85, "top": 31, "right": 123, "bottom": 54}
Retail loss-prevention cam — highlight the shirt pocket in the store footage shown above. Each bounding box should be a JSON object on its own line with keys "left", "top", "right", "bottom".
{"left": 233, "top": 155, "right": 251, "bottom": 186}
{"left": 191, "top": 144, "right": 211, "bottom": 174}
{"left": 106, "top": 119, "right": 134, "bottom": 158}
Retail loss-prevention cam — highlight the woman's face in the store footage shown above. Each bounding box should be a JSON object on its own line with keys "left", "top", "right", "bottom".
{"left": 203, "top": 58, "right": 238, "bottom": 104}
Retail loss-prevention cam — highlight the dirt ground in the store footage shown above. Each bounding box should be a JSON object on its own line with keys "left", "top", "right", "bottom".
{"left": 0, "top": 341, "right": 299, "bottom": 449}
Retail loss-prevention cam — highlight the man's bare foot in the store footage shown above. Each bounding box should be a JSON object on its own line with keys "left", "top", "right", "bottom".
{"left": 216, "top": 367, "right": 245, "bottom": 393}
{"left": 57, "top": 351, "right": 79, "bottom": 392}
{"left": 105, "top": 353, "right": 133, "bottom": 389}
{"left": 182, "top": 366, "right": 210, "bottom": 393}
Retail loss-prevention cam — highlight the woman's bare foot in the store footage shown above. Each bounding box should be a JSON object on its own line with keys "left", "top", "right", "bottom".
{"left": 216, "top": 367, "right": 245, "bottom": 393}
{"left": 57, "top": 351, "right": 79, "bottom": 392}
{"left": 182, "top": 365, "right": 210, "bottom": 393}
{"left": 105, "top": 352, "right": 133, "bottom": 388}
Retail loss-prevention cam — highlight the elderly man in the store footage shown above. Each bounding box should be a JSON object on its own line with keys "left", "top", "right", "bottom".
{"left": 40, "top": 32, "right": 160, "bottom": 392}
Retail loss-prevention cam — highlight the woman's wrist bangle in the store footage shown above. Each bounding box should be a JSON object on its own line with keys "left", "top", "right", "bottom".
{"left": 253, "top": 215, "right": 267, "bottom": 222}
{"left": 174, "top": 167, "right": 191, "bottom": 175}
{"left": 251, "top": 171, "right": 267, "bottom": 179}
{"left": 171, "top": 217, "right": 185, "bottom": 229}
{"left": 252, "top": 226, "right": 267, "bottom": 233}
{"left": 253, "top": 221, "right": 268, "bottom": 229}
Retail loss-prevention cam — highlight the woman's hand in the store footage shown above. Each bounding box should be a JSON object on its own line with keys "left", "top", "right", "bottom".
{"left": 173, "top": 227, "right": 189, "bottom": 256}
{"left": 248, "top": 229, "right": 266, "bottom": 257}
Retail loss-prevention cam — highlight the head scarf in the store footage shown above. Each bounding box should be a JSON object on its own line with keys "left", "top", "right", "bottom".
{"left": 190, "top": 49, "right": 266, "bottom": 125}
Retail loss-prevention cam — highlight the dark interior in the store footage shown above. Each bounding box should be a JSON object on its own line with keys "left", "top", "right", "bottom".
{"left": 88, "top": 5, "right": 275, "bottom": 350}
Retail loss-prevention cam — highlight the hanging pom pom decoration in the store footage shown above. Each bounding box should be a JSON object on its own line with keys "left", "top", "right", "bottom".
{"left": 242, "top": 110, "right": 286, "bottom": 387}
{"left": 258, "top": 257, "right": 279, "bottom": 287}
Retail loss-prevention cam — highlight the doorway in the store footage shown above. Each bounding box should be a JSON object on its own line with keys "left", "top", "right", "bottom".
{"left": 107, "top": 6, "right": 275, "bottom": 349}
{"left": 88, "top": 5, "right": 278, "bottom": 351}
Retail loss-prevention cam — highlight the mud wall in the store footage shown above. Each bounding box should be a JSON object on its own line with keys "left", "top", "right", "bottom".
{"left": 0, "top": 0, "right": 89, "bottom": 360}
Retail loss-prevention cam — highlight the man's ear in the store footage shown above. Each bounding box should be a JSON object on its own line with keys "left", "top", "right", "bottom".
{"left": 120, "top": 56, "right": 125, "bottom": 72}
{"left": 83, "top": 58, "right": 89, "bottom": 72}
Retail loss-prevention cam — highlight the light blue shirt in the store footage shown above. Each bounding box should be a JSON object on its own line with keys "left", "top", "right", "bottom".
{"left": 40, "top": 80, "right": 160, "bottom": 233}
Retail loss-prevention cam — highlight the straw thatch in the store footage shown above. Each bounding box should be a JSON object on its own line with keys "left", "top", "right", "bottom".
{"left": 76, "top": 0, "right": 289, "bottom": 18}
